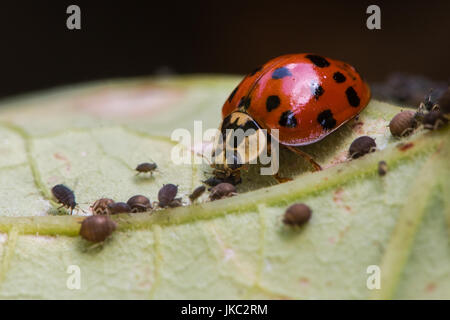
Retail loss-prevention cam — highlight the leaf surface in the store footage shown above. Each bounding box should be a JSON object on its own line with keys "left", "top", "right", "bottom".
{"left": 0, "top": 76, "right": 448, "bottom": 299}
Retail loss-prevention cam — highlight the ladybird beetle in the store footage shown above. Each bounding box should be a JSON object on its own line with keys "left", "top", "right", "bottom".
{"left": 212, "top": 53, "right": 371, "bottom": 183}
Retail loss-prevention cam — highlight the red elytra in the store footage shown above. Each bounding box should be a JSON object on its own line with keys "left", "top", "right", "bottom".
{"left": 222, "top": 53, "right": 371, "bottom": 146}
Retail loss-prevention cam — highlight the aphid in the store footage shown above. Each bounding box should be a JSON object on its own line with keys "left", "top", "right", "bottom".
{"left": 203, "top": 177, "right": 223, "bottom": 187}
{"left": 107, "top": 202, "right": 131, "bottom": 214}
{"left": 203, "top": 176, "right": 241, "bottom": 187}
{"left": 135, "top": 162, "right": 158, "bottom": 175}
{"left": 79, "top": 215, "right": 117, "bottom": 243}
{"left": 283, "top": 203, "right": 312, "bottom": 227}
{"left": 423, "top": 110, "right": 448, "bottom": 130}
{"left": 378, "top": 161, "right": 388, "bottom": 176}
{"left": 90, "top": 198, "right": 115, "bottom": 215}
{"left": 51, "top": 184, "right": 77, "bottom": 214}
{"left": 127, "top": 195, "right": 152, "bottom": 213}
{"left": 349, "top": 136, "right": 376, "bottom": 159}
{"left": 189, "top": 185, "right": 206, "bottom": 202}
{"left": 158, "top": 184, "right": 179, "bottom": 207}
{"left": 211, "top": 53, "right": 371, "bottom": 183}
{"left": 209, "top": 183, "right": 237, "bottom": 201}
{"left": 168, "top": 198, "right": 183, "bottom": 208}
{"left": 389, "top": 111, "right": 418, "bottom": 137}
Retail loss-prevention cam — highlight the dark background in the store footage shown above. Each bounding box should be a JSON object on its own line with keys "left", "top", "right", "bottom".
{"left": 0, "top": 0, "right": 448, "bottom": 98}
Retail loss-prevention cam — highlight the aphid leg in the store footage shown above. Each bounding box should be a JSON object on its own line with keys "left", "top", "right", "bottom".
{"left": 418, "top": 102, "right": 426, "bottom": 113}
{"left": 86, "top": 242, "right": 104, "bottom": 251}
{"left": 152, "top": 201, "right": 160, "bottom": 209}
{"left": 76, "top": 207, "right": 88, "bottom": 215}
{"left": 284, "top": 146, "right": 322, "bottom": 171}
{"left": 433, "top": 119, "right": 445, "bottom": 130}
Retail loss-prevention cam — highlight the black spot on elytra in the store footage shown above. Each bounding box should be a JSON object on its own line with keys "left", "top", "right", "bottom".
{"left": 266, "top": 95, "right": 280, "bottom": 112}
{"left": 311, "top": 83, "right": 324, "bottom": 100}
{"left": 306, "top": 54, "right": 330, "bottom": 68}
{"left": 345, "top": 86, "right": 360, "bottom": 107}
{"left": 317, "top": 109, "right": 337, "bottom": 130}
{"left": 228, "top": 86, "right": 238, "bottom": 103}
{"left": 333, "top": 72, "right": 346, "bottom": 83}
{"left": 238, "top": 96, "right": 251, "bottom": 110}
{"left": 272, "top": 67, "right": 291, "bottom": 79}
{"left": 241, "top": 97, "right": 251, "bottom": 110}
{"left": 279, "top": 111, "right": 297, "bottom": 128}
{"left": 249, "top": 65, "right": 262, "bottom": 76}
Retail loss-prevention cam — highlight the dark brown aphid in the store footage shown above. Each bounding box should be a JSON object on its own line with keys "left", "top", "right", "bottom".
{"left": 168, "top": 198, "right": 183, "bottom": 208}
{"left": 127, "top": 195, "right": 152, "bottom": 213}
{"left": 189, "top": 185, "right": 206, "bottom": 202}
{"left": 90, "top": 198, "right": 115, "bottom": 215}
{"left": 423, "top": 110, "right": 448, "bottom": 130}
{"left": 107, "top": 202, "right": 131, "bottom": 214}
{"left": 158, "top": 184, "right": 178, "bottom": 207}
{"left": 51, "top": 184, "right": 77, "bottom": 214}
{"left": 378, "top": 161, "right": 388, "bottom": 176}
{"left": 283, "top": 203, "right": 312, "bottom": 227}
{"left": 349, "top": 136, "right": 377, "bottom": 159}
{"left": 79, "top": 215, "right": 117, "bottom": 243}
{"left": 389, "top": 111, "right": 418, "bottom": 137}
{"left": 135, "top": 162, "right": 157, "bottom": 175}
{"left": 209, "top": 183, "right": 237, "bottom": 201}
{"left": 203, "top": 177, "right": 224, "bottom": 187}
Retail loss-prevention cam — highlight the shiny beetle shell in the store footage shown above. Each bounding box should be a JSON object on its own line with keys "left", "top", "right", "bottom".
{"left": 222, "top": 53, "right": 371, "bottom": 146}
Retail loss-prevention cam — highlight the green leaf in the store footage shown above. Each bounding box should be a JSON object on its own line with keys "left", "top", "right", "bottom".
{"left": 0, "top": 76, "right": 448, "bottom": 299}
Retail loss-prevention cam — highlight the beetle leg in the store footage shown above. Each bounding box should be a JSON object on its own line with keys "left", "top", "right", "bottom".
{"left": 284, "top": 146, "right": 322, "bottom": 171}
{"left": 272, "top": 173, "right": 292, "bottom": 184}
